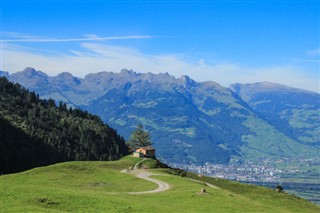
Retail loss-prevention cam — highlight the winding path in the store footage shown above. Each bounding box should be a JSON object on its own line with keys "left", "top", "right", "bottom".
{"left": 127, "top": 170, "right": 171, "bottom": 194}
{"left": 116, "top": 158, "right": 171, "bottom": 194}
{"left": 111, "top": 158, "right": 218, "bottom": 195}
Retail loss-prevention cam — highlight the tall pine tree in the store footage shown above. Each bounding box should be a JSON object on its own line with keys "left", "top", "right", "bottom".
{"left": 127, "top": 124, "right": 153, "bottom": 150}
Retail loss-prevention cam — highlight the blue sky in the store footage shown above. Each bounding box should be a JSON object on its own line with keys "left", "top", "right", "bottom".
{"left": 1, "top": 0, "right": 319, "bottom": 91}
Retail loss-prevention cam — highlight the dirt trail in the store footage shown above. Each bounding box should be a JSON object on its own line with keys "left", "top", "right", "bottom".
{"left": 127, "top": 170, "right": 171, "bottom": 194}
{"left": 112, "top": 158, "right": 219, "bottom": 195}
{"left": 187, "top": 178, "right": 219, "bottom": 189}
{"left": 117, "top": 158, "right": 171, "bottom": 194}
{"left": 133, "top": 158, "right": 146, "bottom": 170}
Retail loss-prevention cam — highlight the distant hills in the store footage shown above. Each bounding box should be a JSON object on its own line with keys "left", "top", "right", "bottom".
{"left": 230, "top": 82, "right": 320, "bottom": 145}
{"left": 2, "top": 68, "right": 319, "bottom": 165}
{"left": 0, "top": 77, "right": 128, "bottom": 174}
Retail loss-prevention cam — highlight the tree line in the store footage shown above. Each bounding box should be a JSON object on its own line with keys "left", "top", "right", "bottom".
{"left": 0, "top": 77, "right": 128, "bottom": 174}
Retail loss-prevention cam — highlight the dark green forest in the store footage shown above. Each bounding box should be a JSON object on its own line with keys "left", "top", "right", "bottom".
{"left": 0, "top": 77, "right": 128, "bottom": 174}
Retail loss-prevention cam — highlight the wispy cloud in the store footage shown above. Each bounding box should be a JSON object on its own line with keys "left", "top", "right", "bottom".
{"left": 306, "top": 48, "right": 320, "bottom": 57}
{"left": 1, "top": 32, "right": 40, "bottom": 39}
{"left": 1, "top": 33, "right": 152, "bottom": 43}
{"left": 291, "top": 59, "right": 320, "bottom": 63}
{"left": 307, "top": 48, "right": 320, "bottom": 56}
{"left": 1, "top": 42, "right": 319, "bottom": 93}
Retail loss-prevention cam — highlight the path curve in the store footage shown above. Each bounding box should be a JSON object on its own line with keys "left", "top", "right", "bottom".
{"left": 133, "top": 158, "right": 146, "bottom": 170}
{"left": 112, "top": 158, "right": 171, "bottom": 194}
{"left": 127, "top": 170, "right": 171, "bottom": 194}
{"left": 109, "top": 158, "right": 218, "bottom": 195}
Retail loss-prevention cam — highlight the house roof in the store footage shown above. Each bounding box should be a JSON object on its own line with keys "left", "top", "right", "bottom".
{"left": 137, "top": 146, "right": 155, "bottom": 151}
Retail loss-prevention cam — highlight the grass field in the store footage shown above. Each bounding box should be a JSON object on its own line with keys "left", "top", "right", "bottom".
{"left": 1, "top": 156, "right": 319, "bottom": 212}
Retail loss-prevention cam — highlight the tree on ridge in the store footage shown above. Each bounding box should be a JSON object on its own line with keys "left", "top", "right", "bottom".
{"left": 127, "top": 124, "right": 153, "bottom": 150}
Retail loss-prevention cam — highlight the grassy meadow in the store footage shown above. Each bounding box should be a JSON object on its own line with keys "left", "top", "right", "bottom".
{"left": 1, "top": 156, "right": 319, "bottom": 212}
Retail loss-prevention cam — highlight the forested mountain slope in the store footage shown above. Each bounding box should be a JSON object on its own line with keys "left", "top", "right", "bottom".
{"left": 4, "top": 68, "right": 320, "bottom": 165}
{"left": 0, "top": 77, "right": 128, "bottom": 174}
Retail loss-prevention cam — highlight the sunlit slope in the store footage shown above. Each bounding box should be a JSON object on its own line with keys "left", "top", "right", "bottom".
{"left": 230, "top": 82, "right": 320, "bottom": 145}
{"left": 1, "top": 156, "right": 319, "bottom": 212}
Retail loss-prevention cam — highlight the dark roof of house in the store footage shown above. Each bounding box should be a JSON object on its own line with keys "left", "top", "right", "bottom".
{"left": 137, "top": 146, "right": 155, "bottom": 151}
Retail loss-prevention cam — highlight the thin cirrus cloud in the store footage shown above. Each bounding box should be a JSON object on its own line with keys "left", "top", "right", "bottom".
{"left": 306, "top": 48, "right": 320, "bottom": 57}
{"left": 289, "top": 48, "right": 320, "bottom": 64}
{"left": 0, "top": 33, "right": 153, "bottom": 43}
{"left": 1, "top": 35, "right": 152, "bottom": 43}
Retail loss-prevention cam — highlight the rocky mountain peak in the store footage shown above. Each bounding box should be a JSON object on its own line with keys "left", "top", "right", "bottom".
{"left": 84, "top": 71, "right": 112, "bottom": 82}
{"left": 179, "top": 75, "right": 196, "bottom": 88}
{"left": 229, "top": 83, "right": 242, "bottom": 94}
{"left": 20, "top": 67, "right": 48, "bottom": 78}
{"left": 120, "top": 69, "right": 138, "bottom": 76}
{"left": 53, "top": 72, "right": 81, "bottom": 87}
{"left": 22, "top": 67, "right": 37, "bottom": 74}
{"left": 57, "top": 72, "right": 74, "bottom": 79}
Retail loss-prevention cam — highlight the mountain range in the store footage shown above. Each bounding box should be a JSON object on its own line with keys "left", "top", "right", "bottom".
{"left": 2, "top": 67, "right": 319, "bottom": 165}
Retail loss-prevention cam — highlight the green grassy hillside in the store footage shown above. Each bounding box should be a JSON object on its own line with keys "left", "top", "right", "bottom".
{"left": 230, "top": 82, "right": 320, "bottom": 146}
{"left": 1, "top": 156, "right": 319, "bottom": 212}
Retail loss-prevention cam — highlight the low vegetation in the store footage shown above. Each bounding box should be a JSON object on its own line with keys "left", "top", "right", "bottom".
{"left": 1, "top": 156, "right": 319, "bottom": 212}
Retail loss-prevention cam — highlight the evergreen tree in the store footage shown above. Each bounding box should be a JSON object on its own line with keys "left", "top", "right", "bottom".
{"left": 127, "top": 124, "right": 153, "bottom": 150}
{"left": 0, "top": 77, "right": 129, "bottom": 174}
